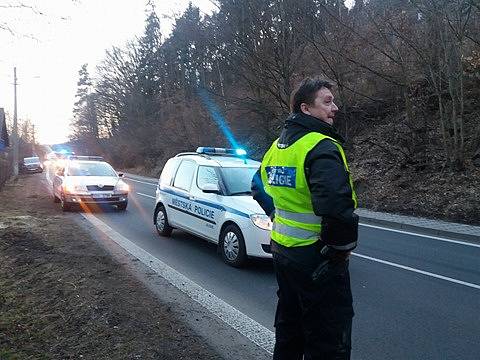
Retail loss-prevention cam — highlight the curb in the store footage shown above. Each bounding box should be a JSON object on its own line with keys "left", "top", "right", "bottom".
{"left": 359, "top": 215, "right": 480, "bottom": 243}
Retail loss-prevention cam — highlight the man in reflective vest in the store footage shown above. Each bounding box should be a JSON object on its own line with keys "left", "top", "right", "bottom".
{"left": 255, "top": 77, "right": 358, "bottom": 360}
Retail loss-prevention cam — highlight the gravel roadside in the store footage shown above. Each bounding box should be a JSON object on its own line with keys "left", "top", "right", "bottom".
{"left": 0, "top": 173, "right": 224, "bottom": 359}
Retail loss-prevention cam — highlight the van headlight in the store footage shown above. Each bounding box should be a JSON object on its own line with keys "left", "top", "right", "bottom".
{"left": 250, "top": 214, "right": 272, "bottom": 230}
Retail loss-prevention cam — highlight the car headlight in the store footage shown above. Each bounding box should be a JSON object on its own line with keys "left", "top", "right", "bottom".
{"left": 250, "top": 214, "right": 272, "bottom": 230}
{"left": 64, "top": 183, "right": 87, "bottom": 194}
{"left": 115, "top": 180, "right": 129, "bottom": 192}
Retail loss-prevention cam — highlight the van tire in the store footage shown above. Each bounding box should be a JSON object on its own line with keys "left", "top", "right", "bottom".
{"left": 155, "top": 204, "right": 173, "bottom": 237}
{"left": 219, "top": 224, "right": 247, "bottom": 267}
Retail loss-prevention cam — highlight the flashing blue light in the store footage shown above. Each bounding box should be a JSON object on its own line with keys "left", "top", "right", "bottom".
{"left": 197, "top": 88, "right": 240, "bottom": 149}
{"left": 196, "top": 147, "right": 248, "bottom": 157}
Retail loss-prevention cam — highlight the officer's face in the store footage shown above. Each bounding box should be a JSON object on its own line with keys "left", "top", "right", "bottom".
{"left": 301, "top": 88, "right": 338, "bottom": 125}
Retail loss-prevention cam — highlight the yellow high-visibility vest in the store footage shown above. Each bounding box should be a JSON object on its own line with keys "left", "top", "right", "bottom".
{"left": 260, "top": 132, "right": 357, "bottom": 247}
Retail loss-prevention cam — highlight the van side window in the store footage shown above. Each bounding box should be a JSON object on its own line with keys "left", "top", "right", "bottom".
{"left": 160, "top": 158, "right": 179, "bottom": 186}
{"left": 173, "top": 160, "right": 196, "bottom": 191}
{"left": 197, "top": 166, "right": 219, "bottom": 189}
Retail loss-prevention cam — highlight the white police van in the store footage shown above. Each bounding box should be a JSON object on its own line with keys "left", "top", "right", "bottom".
{"left": 154, "top": 147, "right": 272, "bottom": 267}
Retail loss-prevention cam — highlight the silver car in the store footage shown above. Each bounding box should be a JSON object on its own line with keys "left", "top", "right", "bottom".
{"left": 21, "top": 156, "right": 43, "bottom": 173}
{"left": 52, "top": 157, "right": 129, "bottom": 211}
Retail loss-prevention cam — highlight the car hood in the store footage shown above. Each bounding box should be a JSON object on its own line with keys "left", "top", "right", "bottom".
{"left": 65, "top": 176, "right": 120, "bottom": 187}
{"left": 227, "top": 195, "right": 267, "bottom": 215}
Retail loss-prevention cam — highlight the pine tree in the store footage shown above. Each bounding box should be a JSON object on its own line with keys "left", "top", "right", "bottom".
{"left": 71, "top": 64, "right": 98, "bottom": 141}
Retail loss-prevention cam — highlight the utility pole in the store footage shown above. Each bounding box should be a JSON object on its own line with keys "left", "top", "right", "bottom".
{"left": 12, "top": 67, "right": 19, "bottom": 176}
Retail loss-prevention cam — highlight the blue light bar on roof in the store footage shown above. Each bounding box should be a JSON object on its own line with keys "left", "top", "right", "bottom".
{"left": 196, "top": 147, "right": 247, "bottom": 156}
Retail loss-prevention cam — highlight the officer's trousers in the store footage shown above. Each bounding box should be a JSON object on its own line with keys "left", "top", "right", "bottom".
{"left": 272, "top": 252, "right": 354, "bottom": 360}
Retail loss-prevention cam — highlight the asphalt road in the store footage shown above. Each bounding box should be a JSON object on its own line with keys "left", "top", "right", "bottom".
{"left": 49, "top": 170, "right": 480, "bottom": 360}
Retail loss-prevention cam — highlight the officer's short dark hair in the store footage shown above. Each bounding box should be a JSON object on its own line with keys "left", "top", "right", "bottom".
{"left": 290, "top": 77, "right": 334, "bottom": 113}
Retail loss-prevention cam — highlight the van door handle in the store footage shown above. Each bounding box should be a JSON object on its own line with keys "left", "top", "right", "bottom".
{"left": 189, "top": 196, "right": 196, "bottom": 201}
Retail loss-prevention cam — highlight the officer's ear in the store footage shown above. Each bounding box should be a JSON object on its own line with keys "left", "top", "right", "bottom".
{"left": 300, "top": 103, "right": 311, "bottom": 115}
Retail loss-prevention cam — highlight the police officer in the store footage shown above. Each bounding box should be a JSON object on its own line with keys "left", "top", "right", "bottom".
{"left": 252, "top": 77, "right": 358, "bottom": 360}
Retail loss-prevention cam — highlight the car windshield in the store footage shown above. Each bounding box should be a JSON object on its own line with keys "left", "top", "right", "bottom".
{"left": 24, "top": 157, "right": 40, "bottom": 164}
{"left": 220, "top": 167, "right": 258, "bottom": 195}
{"left": 67, "top": 162, "right": 117, "bottom": 177}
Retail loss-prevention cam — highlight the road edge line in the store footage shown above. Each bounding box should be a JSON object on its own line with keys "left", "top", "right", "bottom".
{"left": 352, "top": 252, "right": 480, "bottom": 290}
{"left": 80, "top": 212, "right": 275, "bottom": 354}
{"left": 359, "top": 217, "right": 479, "bottom": 243}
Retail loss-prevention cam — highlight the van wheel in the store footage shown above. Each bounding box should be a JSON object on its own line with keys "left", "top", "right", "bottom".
{"left": 155, "top": 204, "right": 173, "bottom": 236}
{"left": 220, "top": 224, "right": 247, "bottom": 268}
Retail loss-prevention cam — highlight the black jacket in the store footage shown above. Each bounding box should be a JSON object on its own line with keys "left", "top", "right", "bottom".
{"left": 252, "top": 113, "right": 358, "bottom": 269}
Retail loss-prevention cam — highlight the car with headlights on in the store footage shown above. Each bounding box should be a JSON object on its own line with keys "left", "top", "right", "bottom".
{"left": 52, "top": 156, "right": 129, "bottom": 211}
{"left": 154, "top": 147, "right": 272, "bottom": 267}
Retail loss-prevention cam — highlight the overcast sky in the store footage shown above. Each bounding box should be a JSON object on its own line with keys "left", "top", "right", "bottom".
{"left": 0, "top": 0, "right": 215, "bottom": 144}
{"left": 1, "top": 0, "right": 354, "bottom": 145}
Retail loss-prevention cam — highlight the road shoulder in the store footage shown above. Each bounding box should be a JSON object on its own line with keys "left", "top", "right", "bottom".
{"left": 75, "top": 214, "right": 272, "bottom": 360}
{"left": 0, "top": 174, "right": 256, "bottom": 359}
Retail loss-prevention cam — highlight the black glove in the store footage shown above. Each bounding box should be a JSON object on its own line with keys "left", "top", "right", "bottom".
{"left": 311, "top": 258, "right": 332, "bottom": 285}
{"left": 311, "top": 246, "right": 349, "bottom": 285}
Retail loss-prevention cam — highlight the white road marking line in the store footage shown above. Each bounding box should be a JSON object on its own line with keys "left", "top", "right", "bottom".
{"left": 137, "top": 192, "right": 155, "bottom": 199}
{"left": 124, "top": 177, "right": 157, "bottom": 186}
{"left": 80, "top": 213, "right": 275, "bottom": 354}
{"left": 133, "top": 192, "right": 479, "bottom": 289}
{"left": 352, "top": 252, "right": 480, "bottom": 290}
{"left": 359, "top": 223, "right": 480, "bottom": 248}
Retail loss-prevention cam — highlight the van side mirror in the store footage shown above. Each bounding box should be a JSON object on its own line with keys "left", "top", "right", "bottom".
{"left": 118, "top": 173, "right": 124, "bottom": 177}
{"left": 201, "top": 183, "right": 220, "bottom": 193}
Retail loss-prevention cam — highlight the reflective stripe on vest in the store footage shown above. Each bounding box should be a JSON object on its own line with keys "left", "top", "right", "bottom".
{"left": 275, "top": 208, "right": 323, "bottom": 224}
{"left": 272, "top": 222, "right": 319, "bottom": 241}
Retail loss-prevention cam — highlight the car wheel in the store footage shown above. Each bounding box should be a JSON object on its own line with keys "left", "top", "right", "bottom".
{"left": 155, "top": 204, "right": 173, "bottom": 236}
{"left": 220, "top": 224, "right": 247, "bottom": 268}
{"left": 117, "top": 202, "right": 128, "bottom": 211}
{"left": 60, "top": 194, "right": 71, "bottom": 212}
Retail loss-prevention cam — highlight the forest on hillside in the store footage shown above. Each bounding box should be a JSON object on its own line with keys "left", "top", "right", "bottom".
{"left": 70, "top": 0, "right": 480, "bottom": 224}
